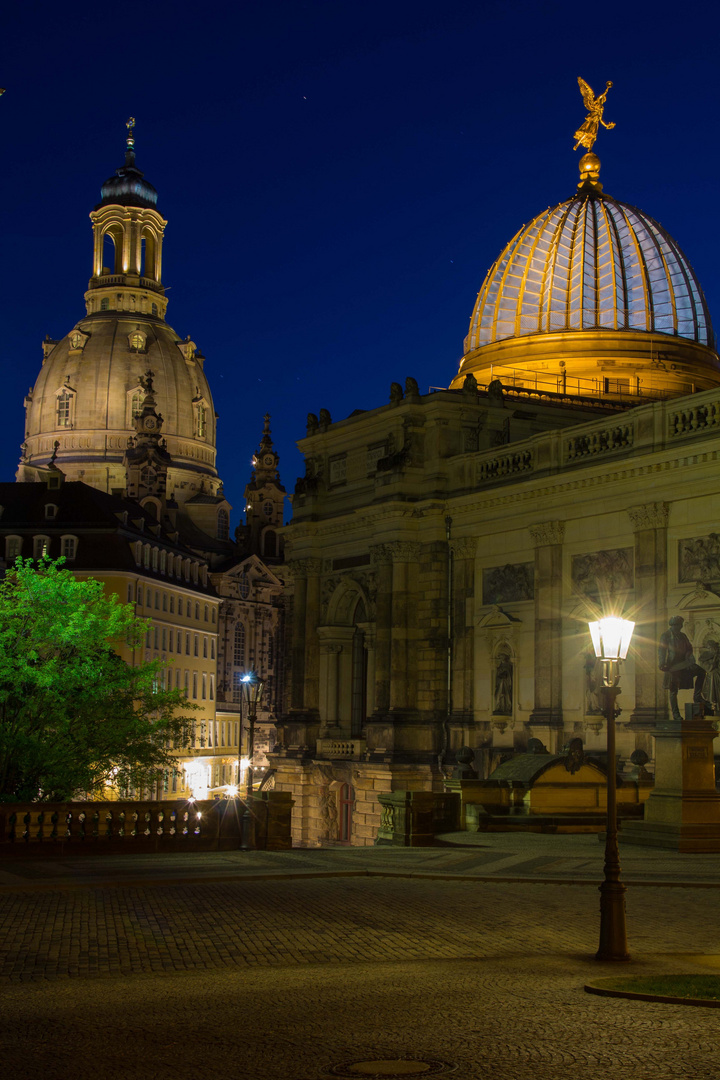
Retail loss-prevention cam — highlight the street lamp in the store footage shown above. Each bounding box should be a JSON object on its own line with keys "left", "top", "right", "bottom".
{"left": 239, "top": 670, "right": 264, "bottom": 850}
{"left": 588, "top": 615, "right": 635, "bottom": 962}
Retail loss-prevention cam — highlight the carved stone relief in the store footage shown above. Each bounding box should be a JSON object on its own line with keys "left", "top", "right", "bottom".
{"left": 627, "top": 502, "right": 669, "bottom": 532}
{"left": 571, "top": 548, "right": 634, "bottom": 599}
{"left": 482, "top": 562, "right": 534, "bottom": 604}
{"left": 679, "top": 534, "right": 720, "bottom": 585}
{"left": 528, "top": 520, "right": 565, "bottom": 547}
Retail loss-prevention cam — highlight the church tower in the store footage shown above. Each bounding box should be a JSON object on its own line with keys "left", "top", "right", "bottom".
{"left": 241, "top": 415, "right": 285, "bottom": 561}
{"left": 18, "top": 120, "right": 229, "bottom": 547}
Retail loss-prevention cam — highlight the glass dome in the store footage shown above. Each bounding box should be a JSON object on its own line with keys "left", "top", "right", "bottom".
{"left": 466, "top": 193, "right": 714, "bottom": 352}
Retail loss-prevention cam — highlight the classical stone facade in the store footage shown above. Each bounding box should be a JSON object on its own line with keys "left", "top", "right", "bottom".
{"left": 271, "top": 153, "right": 720, "bottom": 847}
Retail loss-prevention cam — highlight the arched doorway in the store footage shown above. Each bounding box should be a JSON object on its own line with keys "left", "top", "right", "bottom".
{"left": 339, "top": 783, "right": 355, "bottom": 843}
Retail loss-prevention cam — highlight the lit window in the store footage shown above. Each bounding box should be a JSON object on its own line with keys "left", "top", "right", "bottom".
{"left": 33, "top": 536, "right": 49, "bottom": 560}
{"left": 195, "top": 403, "right": 207, "bottom": 438}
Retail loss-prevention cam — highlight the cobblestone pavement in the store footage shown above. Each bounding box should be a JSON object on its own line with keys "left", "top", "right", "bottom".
{"left": 0, "top": 860, "right": 719, "bottom": 1079}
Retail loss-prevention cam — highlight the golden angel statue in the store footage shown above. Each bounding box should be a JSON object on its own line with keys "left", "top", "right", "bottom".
{"left": 573, "top": 77, "right": 615, "bottom": 152}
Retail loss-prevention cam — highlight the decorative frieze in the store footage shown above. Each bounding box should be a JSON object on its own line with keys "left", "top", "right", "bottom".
{"left": 571, "top": 548, "right": 634, "bottom": 598}
{"left": 528, "top": 521, "right": 565, "bottom": 547}
{"left": 288, "top": 558, "right": 323, "bottom": 578}
{"left": 627, "top": 502, "right": 669, "bottom": 531}
{"left": 482, "top": 562, "right": 534, "bottom": 604}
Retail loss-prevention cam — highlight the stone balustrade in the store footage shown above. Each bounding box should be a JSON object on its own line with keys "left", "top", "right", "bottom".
{"left": 375, "top": 791, "right": 460, "bottom": 846}
{"left": 0, "top": 792, "right": 293, "bottom": 856}
{"left": 316, "top": 738, "right": 367, "bottom": 759}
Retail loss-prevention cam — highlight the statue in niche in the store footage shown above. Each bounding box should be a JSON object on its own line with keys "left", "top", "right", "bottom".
{"left": 583, "top": 652, "right": 603, "bottom": 715}
{"left": 658, "top": 616, "right": 705, "bottom": 722}
{"left": 493, "top": 650, "right": 513, "bottom": 715}
{"left": 698, "top": 639, "right": 720, "bottom": 713}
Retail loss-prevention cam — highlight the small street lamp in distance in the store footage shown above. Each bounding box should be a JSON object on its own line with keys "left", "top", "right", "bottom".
{"left": 588, "top": 615, "right": 634, "bottom": 962}
{"left": 239, "top": 670, "right": 265, "bottom": 850}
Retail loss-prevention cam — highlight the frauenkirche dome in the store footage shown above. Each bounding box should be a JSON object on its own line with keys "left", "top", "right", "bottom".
{"left": 452, "top": 153, "right": 720, "bottom": 400}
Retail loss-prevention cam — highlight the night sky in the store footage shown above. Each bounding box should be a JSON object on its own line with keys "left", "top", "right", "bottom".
{"left": 1, "top": 1, "right": 718, "bottom": 526}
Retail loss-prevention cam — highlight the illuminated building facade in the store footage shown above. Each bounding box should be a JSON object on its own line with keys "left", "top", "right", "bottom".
{"left": 274, "top": 152, "right": 720, "bottom": 847}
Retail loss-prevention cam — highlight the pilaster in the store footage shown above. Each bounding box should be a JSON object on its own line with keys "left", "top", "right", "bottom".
{"left": 527, "top": 520, "right": 564, "bottom": 742}
{"left": 626, "top": 502, "right": 669, "bottom": 735}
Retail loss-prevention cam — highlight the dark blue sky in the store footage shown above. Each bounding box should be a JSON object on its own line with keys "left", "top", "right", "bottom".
{"left": 1, "top": 0, "right": 718, "bottom": 524}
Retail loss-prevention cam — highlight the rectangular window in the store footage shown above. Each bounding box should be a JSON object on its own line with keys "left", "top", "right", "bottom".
{"left": 211, "top": 639, "right": 215, "bottom": 660}
{"left": 176, "top": 670, "right": 181, "bottom": 690}
{"left": 184, "top": 670, "right": 189, "bottom": 694}
{"left": 210, "top": 674, "right": 215, "bottom": 701}
{"left": 61, "top": 537, "right": 77, "bottom": 560}
{"left": 170, "top": 595, "right": 175, "bottom": 613}
{"left": 192, "top": 672, "right": 198, "bottom": 700}
{"left": 203, "top": 637, "right": 208, "bottom": 658}
{"left": 207, "top": 718, "right": 213, "bottom": 746}
{"left": 127, "top": 584, "right": 133, "bottom": 602}
{"left": 163, "top": 593, "right": 167, "bottom": 611}
{"left": 154, "top": 627, "right": 159, "bottom": 650}
{"left": 186, "top": 634, "right": 190, "bottom": 655}
{"left": 168, "top": 630, "right": 174, "bottom": 652}
{"left": 194, "top": 635, "right": 199, "bottom": 657}
{"left": 220, "top": 719, "right": 225, "bottom": 746}
{"left": 155, "top": 590, "right": 160, "bottom": 609}
{"left": 146, "top": 630, "right": 151, "bottom": 648}
{"left": 604, "top": 377, "right": 631, "bottom": 395}
{"left": 201, "top": 673, "right": 207, "bottom": 700}
{"left": 162, "top": 628, "right": 167, "bottom": 650}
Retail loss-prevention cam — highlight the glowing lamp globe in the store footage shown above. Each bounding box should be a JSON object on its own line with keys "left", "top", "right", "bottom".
{"left": 588, "top": 617, "right": 635, "bottom": 661}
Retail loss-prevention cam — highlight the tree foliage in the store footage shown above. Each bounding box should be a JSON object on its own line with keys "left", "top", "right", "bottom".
{"left": 0, "top": 558, "right": 197, "bottom": 802}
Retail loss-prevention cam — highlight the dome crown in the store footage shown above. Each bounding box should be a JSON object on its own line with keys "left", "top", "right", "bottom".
{"left": 96, "top": 118, "right": 158, "bottom": 210}
{"left": 466, "top": 187, "right": 714, "bottom": 353}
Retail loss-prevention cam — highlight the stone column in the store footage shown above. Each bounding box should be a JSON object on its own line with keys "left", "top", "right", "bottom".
{"left": 528, "top": 520, "right": 565, "bottom": 746}
{"left": 303, "top": 558, "right": 323, "bottom": 713}
{"left": 360, "top": 625, "right": 377, "bottom": 719}
{"left": 626, "top": 502, "right": 669, "bottom": 742}
{"left": 288, "top": 561, "right": 307, "bottom": 711}
{"left": 317, "top": 636, "right": 342, "bottom": 733}
{"left": 370, "top": 545, "right": 393, "bottom": 715}
{"left": 388, "top": 542, "right": 421, "bottom": 713}
{"left": 450, "top": 537, "right": 477, "bottom": 722}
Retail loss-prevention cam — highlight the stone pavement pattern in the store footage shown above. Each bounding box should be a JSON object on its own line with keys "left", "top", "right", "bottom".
{"left": 0, "top": 840, "right": 719, "bottom": 1079}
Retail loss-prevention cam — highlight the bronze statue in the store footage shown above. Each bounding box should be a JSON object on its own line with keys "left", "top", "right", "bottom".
{"left": 658, "top": 615, "right": 705, "bottom": 721}
{"left": 574, "top": 77, "right": 615, "bottom": 152}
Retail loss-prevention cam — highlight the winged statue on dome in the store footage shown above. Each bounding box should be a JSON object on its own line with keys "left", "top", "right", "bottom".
{"left": 573, "top": 77, "right": 615, "bottom": 152}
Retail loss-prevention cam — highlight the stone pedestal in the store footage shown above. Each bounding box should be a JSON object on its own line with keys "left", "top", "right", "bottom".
{"left": 621, "top": 703, "right": 720, "bottom": 852}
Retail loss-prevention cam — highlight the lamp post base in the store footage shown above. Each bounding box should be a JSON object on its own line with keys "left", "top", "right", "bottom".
{"left": 596, "top": 879, "right": 630, "bottom": 961}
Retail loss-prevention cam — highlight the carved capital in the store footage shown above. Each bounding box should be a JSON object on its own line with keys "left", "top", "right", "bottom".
{"left": 370, "top": 544, "right": 394, "bottom": 567}
{"left": 528, "top": 520, "right": 565, "bottom": 548}
{"left": 450, "top": 537, "right": 478, "bottom": 560}
{"left": 320, "top": 643, "right": 343, "bottom": 655}
{"left": 289, "top": 557, "right": 323, "bottom": 578}
{"left": 387, "top": 541, "right": 422, "bottom": 561}
{"left": 627, "top": 502, "right": 670, "bottom": 532}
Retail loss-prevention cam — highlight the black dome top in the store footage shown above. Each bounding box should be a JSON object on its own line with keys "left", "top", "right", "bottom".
{"left": 96, "top": 148, "right": 158, "bottom": 211}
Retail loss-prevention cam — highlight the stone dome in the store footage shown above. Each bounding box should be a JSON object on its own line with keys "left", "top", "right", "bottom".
{"left": 453, "top": 160, "right": 720, "bottom": 399}
{"left": 20, "top": 313, "right": 219, "bottom": 500}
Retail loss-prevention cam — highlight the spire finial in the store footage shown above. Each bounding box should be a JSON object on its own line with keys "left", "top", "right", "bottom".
{"left": 125, "top": 117, "right": 136, "bottom": 167}
{"left": 260, "top": 413, "right": 273, "bottom": 448}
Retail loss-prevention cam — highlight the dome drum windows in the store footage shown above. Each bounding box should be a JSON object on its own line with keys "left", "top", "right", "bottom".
{"left": 128, "top": 329, "right": 148, "bottom": 353}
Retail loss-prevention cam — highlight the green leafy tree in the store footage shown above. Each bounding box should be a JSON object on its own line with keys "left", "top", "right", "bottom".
{"left": 0, "top": 558, "right": 197, "bottom": 802}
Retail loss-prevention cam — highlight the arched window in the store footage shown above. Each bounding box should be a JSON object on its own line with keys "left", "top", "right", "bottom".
{"left": 195, "top": 402, "right": 207, "bottom": 439}
{"left": 239, "top": 571, "right": 250, "bottom": 599}
{"left": 217, "top": 508, "right": 229, "bottom": 540}
{"left": 263, "top": 529, "right": 277, "bottom": 558}
{"left": 100, "top": 297, "right": 110, "bottom": 311}
{"left": 33, "top": 536, "right": 49, "bottom": 560}
{"left": 151, "top": 303, "right": 158, "bottom": 317}
{"left": 234, "top": 623, "right": 246, "bottom": 667}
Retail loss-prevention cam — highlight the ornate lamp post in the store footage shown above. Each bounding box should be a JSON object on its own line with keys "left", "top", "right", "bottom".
{"left": 588, "top": 616, "right": 634, "bottom": 962}
{"left": 239, "top": 670, "right": 264, "bottom": 850}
